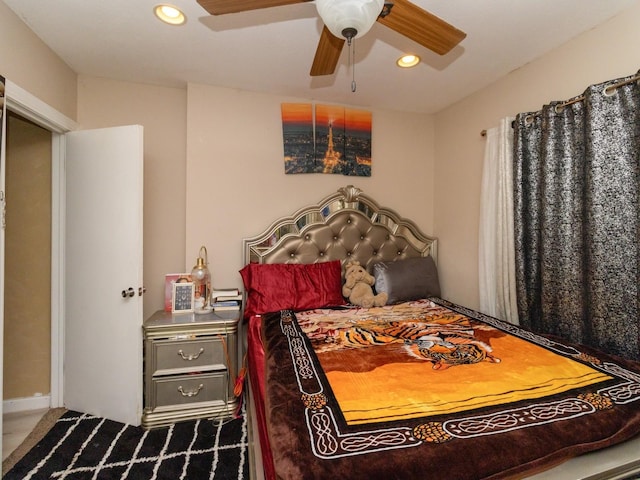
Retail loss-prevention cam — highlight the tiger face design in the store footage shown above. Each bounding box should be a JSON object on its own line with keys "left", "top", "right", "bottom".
{"left": 330, "top": 319, "right": 500, "bottom": 370}
{"left": 403, "top": 334, "right": 500, "bottom": 370}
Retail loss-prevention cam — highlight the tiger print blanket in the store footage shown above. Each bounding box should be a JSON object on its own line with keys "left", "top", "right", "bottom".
{"left": 261, "top": 298, "right": 640, "bottom": 480}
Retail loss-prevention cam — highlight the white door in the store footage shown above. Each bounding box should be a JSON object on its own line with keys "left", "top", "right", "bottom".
{"left": 64, "top": 125, "right": 144, "bottom": 426}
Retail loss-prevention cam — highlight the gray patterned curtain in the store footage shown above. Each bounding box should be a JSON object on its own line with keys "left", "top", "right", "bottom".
{"left": 514, "top": 71, "right": 640, "bottom": 361}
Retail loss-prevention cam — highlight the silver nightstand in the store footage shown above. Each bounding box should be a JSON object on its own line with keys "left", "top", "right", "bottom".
{"left": 141, "top": 309, "right": 239, "bottom": 429}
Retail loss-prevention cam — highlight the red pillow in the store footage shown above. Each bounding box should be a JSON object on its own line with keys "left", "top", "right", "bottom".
{"left": 240, "top": 261, "right": 346, "bottom": 317}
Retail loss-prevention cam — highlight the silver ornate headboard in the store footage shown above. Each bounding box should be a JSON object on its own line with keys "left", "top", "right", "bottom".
{"left": 242, "top": 185, "right": 437, "bottom": 272}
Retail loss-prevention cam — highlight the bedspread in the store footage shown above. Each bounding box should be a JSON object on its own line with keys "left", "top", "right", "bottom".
{"left": 261, "top": 298, "right": 640, "bottom": 480}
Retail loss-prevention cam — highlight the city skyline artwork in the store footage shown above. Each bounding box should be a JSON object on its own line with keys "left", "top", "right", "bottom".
{"left": 281, "top": 103, "right": 372, "bottom": 176}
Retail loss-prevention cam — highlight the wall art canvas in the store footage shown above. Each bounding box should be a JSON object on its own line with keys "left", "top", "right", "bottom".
{"left": 281, "top": 103, "right": 372, "bottom": 176}
{"left": 281, "top": 103, "right": 317, "bottom": 174}
{"left": 344, "top": 108, "right": 372, "bottom": 176}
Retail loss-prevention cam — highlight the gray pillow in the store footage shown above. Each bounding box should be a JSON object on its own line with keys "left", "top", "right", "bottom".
{"left": 373, "top": 256, "right": 441, "bottom": 304}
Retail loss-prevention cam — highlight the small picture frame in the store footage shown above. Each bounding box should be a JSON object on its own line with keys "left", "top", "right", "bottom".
{"left": 172, "top": 282, "right": 195, "bottom": 314}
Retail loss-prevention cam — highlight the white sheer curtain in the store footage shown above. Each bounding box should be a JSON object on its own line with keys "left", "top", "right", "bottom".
{"left": 478, "top": 117, "right": 519, "bottom": 324}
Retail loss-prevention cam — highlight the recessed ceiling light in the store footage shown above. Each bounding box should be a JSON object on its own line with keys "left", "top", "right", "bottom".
{"left": 154, "top": 4, "right": 186, "bottom": 25}
{"left": 397, "top": 54, "right": 421, "bottom": 68}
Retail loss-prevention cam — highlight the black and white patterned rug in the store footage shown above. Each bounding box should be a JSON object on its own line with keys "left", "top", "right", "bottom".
{"left": 4, "top": 409, "right": 248, "bottom": 479}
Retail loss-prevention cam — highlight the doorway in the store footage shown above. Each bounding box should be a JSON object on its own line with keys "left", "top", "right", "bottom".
{"left": 0, "top": 80, "right": 76, "bottom": 459}
{"left": 3, "top": 111, "right": 52, "bottom": 411}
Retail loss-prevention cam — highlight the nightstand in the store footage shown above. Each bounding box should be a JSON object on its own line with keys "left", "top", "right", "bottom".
{"left": 141, "top": 309, "right": 239, "bottom": 429}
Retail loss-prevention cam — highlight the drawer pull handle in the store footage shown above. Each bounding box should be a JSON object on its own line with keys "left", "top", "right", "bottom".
{"left": 178, "top": 384, "right": 204, "bottom": 397}
{"left": 177, "top": 348, "right": 204, "bottom": 361}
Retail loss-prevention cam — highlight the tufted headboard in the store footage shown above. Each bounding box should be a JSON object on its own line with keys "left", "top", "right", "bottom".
{"left": 242, "top": 185, "right": 437, "bottom": 272}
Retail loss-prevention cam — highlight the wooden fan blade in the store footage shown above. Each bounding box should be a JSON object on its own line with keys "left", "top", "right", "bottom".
{"left": 377, "top": 0, "right": 466, "bottom": 55}
{"left": 197, "top": 0, "right": 311, "bottom": 16}
{"left": 310, "top": 26, "right": 345, "bottom": 76}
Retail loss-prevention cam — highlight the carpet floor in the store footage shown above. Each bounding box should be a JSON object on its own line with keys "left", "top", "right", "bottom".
{"left": 3, "top": 408, "right": 248, "bottom": 480}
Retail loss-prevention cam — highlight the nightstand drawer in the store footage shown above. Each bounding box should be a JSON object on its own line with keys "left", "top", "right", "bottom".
{"left": 152, "top": 372, "right": 228, "bottom": 409}
{"left": 152, "top": 337, "right": 227, "bottom": 374}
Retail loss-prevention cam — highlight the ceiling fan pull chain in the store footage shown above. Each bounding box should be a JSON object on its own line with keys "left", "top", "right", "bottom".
{"left": 351, "top": 38, "right": 357, "bottom": 93}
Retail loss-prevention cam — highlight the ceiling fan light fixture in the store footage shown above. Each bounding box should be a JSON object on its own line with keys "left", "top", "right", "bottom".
{"left": 315, "top": 0, "right": 384, "bottom": 40}
{"left": 154, "top": 4, "right": 186, "bottom": 25}
{"left": 397, "top": 54, "right": 421, "bottom": 68}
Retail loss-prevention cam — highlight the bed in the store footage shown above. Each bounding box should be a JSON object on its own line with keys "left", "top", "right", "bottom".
{"left": 239, "top": 185, "right": 640, "bottom": 480}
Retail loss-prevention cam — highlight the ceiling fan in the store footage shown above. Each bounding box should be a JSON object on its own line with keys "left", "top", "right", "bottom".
{"left": 196, "top": 0, "right": 466, "bottom": 76}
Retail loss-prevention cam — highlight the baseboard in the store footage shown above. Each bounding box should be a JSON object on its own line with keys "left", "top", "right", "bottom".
{"left": 3, "top": 395, "right": 51, "bottom": 414}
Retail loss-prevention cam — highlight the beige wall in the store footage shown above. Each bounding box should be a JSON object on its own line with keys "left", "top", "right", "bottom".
{"left": 185, "top": 83, "right": 435, "bottom": 292}
{"left": 434, "top": 2, "right": 640, "bottom": 311}
{"left": 76, "top": 79, "right": 435, "bottom": 317}
{"left": 0, "top": 0, "right": 435, "bottom": 323}
{"left": 76, "top": 76, "right": 187, "bottom": 319}
{"left": 0, "top": 1, "right": 77, "bottom": 120}
{"left": 1, "top": 0, "right": 639, "bottom": 342}
{"left": 46, "top": 0, "right": 640, "bottom": 317}
{"left": 4, "top": 114, "right": 52, "bottom": 398}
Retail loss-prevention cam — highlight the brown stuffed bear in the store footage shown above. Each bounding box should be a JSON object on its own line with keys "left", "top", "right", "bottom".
{"left": 342, "top": 260, "right": 388, "bottom": 308}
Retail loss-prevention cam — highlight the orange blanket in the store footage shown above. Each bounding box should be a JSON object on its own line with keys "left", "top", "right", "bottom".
{"left": 296, "top": 300, "right": 611, "bottom": 424}
{"left": 261, "top": 298, "right": 640, "bottom": 480}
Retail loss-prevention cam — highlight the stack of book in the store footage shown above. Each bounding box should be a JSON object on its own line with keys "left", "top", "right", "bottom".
{"left": 210, "top": 288, "right": 242, "bottom": 311}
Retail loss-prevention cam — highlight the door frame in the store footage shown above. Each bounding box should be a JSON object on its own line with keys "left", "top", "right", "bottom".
{"left": 4, "top": 79, "right": 77, "bottom": 409}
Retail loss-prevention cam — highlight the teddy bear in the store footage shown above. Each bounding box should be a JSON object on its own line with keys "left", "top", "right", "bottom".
{"left": 342, "top": 260, "right": 388, "bottom": 308}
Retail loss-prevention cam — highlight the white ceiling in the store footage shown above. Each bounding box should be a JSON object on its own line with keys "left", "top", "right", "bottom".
{"left": 4, "top": 0, "right": 637, "bottom": 114}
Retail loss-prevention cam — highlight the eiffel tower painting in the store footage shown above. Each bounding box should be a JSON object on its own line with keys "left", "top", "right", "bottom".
{"left": 282, "top": 103, "right": 371, "bottom": 176}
